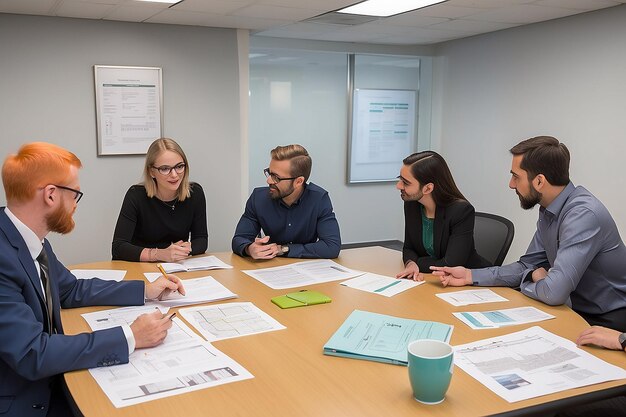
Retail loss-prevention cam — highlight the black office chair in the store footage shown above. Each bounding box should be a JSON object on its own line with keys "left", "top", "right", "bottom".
{"left": 474, "top": 212, "right": 515, "bottom": 266}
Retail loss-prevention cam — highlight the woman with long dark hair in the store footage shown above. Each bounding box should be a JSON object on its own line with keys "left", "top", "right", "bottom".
{"left": 396, "top": 151, "right": 490, "bottom": 281}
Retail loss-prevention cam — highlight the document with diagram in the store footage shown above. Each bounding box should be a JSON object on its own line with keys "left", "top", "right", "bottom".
{"left": 179, "top": 302, "right": 285, "bottom": 341}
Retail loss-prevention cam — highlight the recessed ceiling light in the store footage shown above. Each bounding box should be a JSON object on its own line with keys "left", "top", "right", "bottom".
{"left": 336, "top": 0, "right": 447, "bottom": 17}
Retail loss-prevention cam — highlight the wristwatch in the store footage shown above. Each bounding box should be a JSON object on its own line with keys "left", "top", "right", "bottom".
{"left": 619, "top": 333, "right": 626, "bottom": 351}
{"left": 280, "top": 245, "right": 290, "bottom": 256}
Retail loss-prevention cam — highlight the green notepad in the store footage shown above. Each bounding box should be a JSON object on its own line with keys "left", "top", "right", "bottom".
{"left": 323, "top": 310, "right": 453, "bottom": 366}
{"left": 271, "top": 290, "right": 332, "bottom": 309}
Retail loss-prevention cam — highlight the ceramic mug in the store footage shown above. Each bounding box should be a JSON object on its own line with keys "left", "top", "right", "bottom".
{"left": 407, "top": 339, "right": 454, "bottom": 404}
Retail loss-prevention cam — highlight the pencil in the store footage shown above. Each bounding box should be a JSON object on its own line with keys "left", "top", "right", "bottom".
{"left": 156, "top": 263, "right": 168, "bottom": 277}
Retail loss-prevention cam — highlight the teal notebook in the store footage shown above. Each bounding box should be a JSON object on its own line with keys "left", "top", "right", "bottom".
{"left": 323, "top": 310, "right": 453, "bottom": 366}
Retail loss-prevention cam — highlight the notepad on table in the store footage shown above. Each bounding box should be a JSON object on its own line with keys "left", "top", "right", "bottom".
{"left": 160, "top": 255, "right": 233, "bottom": 273}
{"left": 323, "top": 310, "right": 453, "bottom": 366}
{"left": 271, "top": 290, "right": 331, "bottom": 309}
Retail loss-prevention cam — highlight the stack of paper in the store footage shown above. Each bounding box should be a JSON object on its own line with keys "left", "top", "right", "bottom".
{"left": 453, "top": 306, "right": 554, "bottom": 329}
{"left": 160, "top": 255, "right": 233, "bottom": 273}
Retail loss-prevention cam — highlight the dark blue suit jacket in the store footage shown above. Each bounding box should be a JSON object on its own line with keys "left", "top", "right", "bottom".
{"left": 0, "top": 208, "right": 144, "bottom": 416}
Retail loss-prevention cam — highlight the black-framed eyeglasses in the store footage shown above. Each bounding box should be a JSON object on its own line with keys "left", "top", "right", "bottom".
{"left": 53, "top": 184, "right": 84, "bottom": 203}
{"left": 264, "top": 168, "right": 298, "bottom": 184}
{"left": 152, "top": 163, "right": 186, "bottom": 176}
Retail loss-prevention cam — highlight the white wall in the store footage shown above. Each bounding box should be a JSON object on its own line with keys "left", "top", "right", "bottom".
{"left": 0, "top": 14, "right": 243, "bottom": 264}
{"left": 434, "top": 5, "right": 626, "bottom": 263}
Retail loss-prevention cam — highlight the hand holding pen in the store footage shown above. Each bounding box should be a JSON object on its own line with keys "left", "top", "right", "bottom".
{"left": 144, "top": 263, "right": 186, "bottom": 301}
{"left": 163, "top": 240, "right": 192, "bottom": 262}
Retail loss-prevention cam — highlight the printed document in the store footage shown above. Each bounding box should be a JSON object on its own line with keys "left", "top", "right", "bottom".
{"left": 341, "top": 273, "right": 423, "bottom": 297}
{"left": 243, "top": 259, "right": 363, "bottom": 289}
{"left": 89, "top": 337, "right": 252, "bottom": 407}
{"left": 454, "top": 306, "right": 554, "bottom": 329}
{"left": 454, "top": 326, "right": 626, "bottom": 402}
{"left": 146, "top": 275, "right": 237, "bottom": 308}
{"left": 179, "top": 302, "right": 285, "bottom": 341}
{"left": 323, "top": 310, "right": 453, "bottom": 365}
{"left": 160, "top": 255, "right": 233, "bottom": 273}
{"left": 83, "top": 306, "right": 252, "bottom": 407}
{"left": 71, "top": 269, "right": 126, "bottom": 282}
{"left": 436, "top": 289, "right": 508, "bottom": 306}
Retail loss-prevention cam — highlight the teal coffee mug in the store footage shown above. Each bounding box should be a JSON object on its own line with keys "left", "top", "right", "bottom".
{"left": 407, "top": 339, "right": 454, "bottom": 404}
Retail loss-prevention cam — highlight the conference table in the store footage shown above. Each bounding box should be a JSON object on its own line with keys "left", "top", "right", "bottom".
{"left": 62, "top": 247, "right": 626, "bottom": 417}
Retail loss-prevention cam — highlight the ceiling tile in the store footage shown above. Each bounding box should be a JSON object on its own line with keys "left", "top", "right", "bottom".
{"left": 465, "top": 4, "right": 584, "bottom": 24}
{"left": 104, "top": 4, "right": 165, "bottom": 21}
{"left": 232, "top": 4, "right": 320, "bottom": 20}
{"left": 55, "top": 0, "right": 114, "bottom": 19}
{"left": 532, "top": 0, "right": 619, "bottom": 10}
{"left": 171, "top": 0, "right": 253, "bottom": 15}
{"left": 0, "top": 0, "right": 57, "bottom": 14}
{"left": 430, "top": 18, "right": 518, "bottom": 33}
{"left": 146, "top": 9, "right": 291, "bottom": 30}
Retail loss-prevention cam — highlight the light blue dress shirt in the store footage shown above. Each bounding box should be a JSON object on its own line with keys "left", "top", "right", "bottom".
{"left": 472, "top": 182, "right": 626, "bottom": 316}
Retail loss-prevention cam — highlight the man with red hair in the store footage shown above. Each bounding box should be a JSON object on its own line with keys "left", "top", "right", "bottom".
{"left": 0, "top": 142, "right": 185, "bottom": 417}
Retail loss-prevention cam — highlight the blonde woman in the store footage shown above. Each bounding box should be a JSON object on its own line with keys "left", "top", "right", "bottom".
{"left": 112, "top": 138, "right": 208, "bottom": 262}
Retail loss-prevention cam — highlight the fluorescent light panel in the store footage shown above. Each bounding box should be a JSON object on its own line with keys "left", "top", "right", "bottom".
{"left": 337, "top": 0, "right": 446, "bottom": 17}
{"left": 134, "top": 0, "right": 178, "bottom": 4}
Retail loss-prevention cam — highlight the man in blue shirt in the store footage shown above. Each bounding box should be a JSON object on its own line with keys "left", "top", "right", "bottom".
{"left": 232, "top": 144, "right": 341, "bottom": 259}
{"left": 432, "top": 136, "right": 626, "bottom": 332}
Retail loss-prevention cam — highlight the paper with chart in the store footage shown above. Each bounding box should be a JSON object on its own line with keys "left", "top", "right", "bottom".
{"left": 83, "top": 305, "right": 252, "bottom": 407}
{"left": 323, "top": 310, "right": 453, "bottom": 365}
{"left": 453, "top": 306, "right": 555, "bottom": 329}
{"left": 436, "top": 289, "right": 508, "bottom": 306}
{"left": 145, "top": 275, "right": 238, "bottom": 308}
{"left": 89, "top": 339, "right": 253, "bottom": 408}
{"left": 160, "top": 255, "right": 233, "bottom": 273}
{"left": 71, "top": 269, "right": 126, "bottom": 282}
{"left": 340, "top": 272, "right": 422, "bottom": 297}
{"left": 243, "top": 259, "right": 363, "bottom": 289}
{"left": 179, "top": 302, "right": 285, "bottom": 341}
{"left": 454, "top": 326, "right": 626, "bottom": 402}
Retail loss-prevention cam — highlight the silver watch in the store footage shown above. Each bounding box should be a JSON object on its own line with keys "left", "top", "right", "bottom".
{"left": 281, "top": 245, "right": 290, "bottom": 255}
{"left": 619, "top": 332, "right": 626, "bottom": 351}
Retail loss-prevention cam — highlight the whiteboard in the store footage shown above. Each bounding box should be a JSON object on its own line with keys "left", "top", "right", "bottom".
{"left": 348, "top": 89, "right": 417, "bottom": 183}
{"left": 94, "top": 65, "right": 163, "bottom": 155}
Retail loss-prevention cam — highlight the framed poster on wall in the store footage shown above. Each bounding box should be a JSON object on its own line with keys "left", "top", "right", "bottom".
{"left": 94, "top": 65, "right": 163, "bottom": 155}
{"left": 348, "top": 88, "right": 417, "bottom": 183}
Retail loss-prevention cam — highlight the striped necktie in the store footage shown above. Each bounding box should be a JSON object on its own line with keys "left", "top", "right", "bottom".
{"left": 36, "top": 249, "right": 55, "bottom": 333}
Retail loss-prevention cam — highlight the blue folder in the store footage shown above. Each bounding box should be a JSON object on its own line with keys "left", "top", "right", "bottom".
{"left": 323, "top": 310, "right": 453, "bottom": 366}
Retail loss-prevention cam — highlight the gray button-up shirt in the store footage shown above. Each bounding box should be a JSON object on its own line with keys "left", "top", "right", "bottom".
{"left": 473, "top": 182, "right": 626, "bottom": 316}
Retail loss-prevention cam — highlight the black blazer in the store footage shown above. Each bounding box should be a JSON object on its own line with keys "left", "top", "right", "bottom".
{"left": 402, "top": 200, "right": 491, "bottom": 270}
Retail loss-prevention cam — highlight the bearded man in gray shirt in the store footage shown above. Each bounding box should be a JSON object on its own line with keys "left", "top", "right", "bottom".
{"left": 432, "top": 136, "right": 626, "bottom": 332}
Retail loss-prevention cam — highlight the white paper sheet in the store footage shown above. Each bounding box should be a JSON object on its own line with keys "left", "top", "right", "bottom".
{"left": 143, "top": 272, "right": 161, "bottom": 283}
{"left": 243, "top": 260, "right": 363, "bottom": 289}
{"left": 179, "top": 302, "right": 285, "bottom": 342}
{"left": 160, "top": 255, "right": 233, "bottom": 273}
{"left": 453, "top": 306, "right": 555, "bottom": 329}
{"left": 454, "top": 326, "right": 626, "bottom": 402}
{"left": 146, "top": 276, "right": 237, "bottom": 308}
{"left": 340, "top": 273, "right": 423, "bottom": 297}
{"left": 71, "top": 269, "right": 126, "bottom": 282}
{"left": 89, "top": 338, "right": 252, "bottom": 407}
{"left": 436, "top": 289, "right": 508, "bottom": 306}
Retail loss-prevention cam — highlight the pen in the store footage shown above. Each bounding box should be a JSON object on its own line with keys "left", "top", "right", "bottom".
{"left": 164, "top": 312, "right": 176, "bottom": 321}
{"left": 156, "top": 263, "right": 168, "bottom": 277}
{"left": 156, "top": 263, "right": 179, "bottom": 300}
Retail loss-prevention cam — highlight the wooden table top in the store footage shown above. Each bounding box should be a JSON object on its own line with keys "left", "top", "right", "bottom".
{"left": 62, "top": 247, "right": 626, "bottom": 417}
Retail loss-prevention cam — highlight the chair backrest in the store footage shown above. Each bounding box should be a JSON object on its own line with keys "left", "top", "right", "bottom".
{"left": 473, "top": 212, "right": 515, "bottom": 266}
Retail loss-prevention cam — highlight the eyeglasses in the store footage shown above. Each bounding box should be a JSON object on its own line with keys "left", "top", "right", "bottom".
{"left": 152, "top": 163, "right": 186, "bottom": 176}
{"left": 53, "top": 184, "right": 84, "bottom": 203}
{"left": 264, "top": 168, "right": 298, "bottom": 184}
